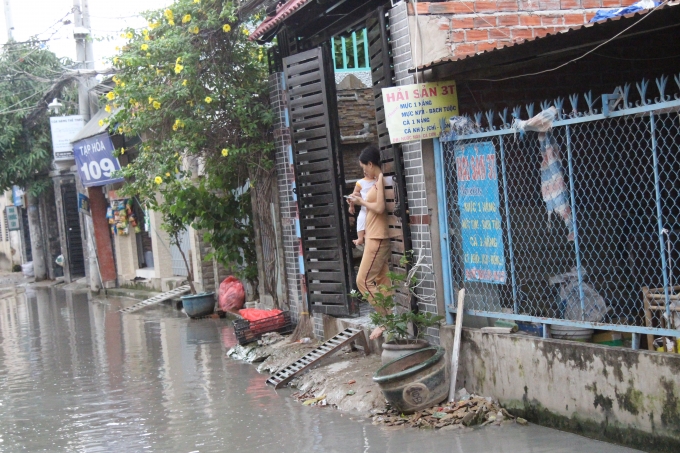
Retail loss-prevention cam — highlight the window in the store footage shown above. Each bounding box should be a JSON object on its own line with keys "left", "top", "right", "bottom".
{"left": 331, "top": 28, "right": 369, "bottom": 72}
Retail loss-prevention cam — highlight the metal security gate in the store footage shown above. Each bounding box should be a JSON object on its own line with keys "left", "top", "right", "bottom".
{"left": 437, "top": 75, "right": 680, "bottom": 342}
{"left": 283, "top": 47, "right": 356, "bottom": 316}
{"left": 61, "top": 183, "right": 85, "bottom": 278}
{"left": 170, "top": 229, "right": 191, "bottom": 277}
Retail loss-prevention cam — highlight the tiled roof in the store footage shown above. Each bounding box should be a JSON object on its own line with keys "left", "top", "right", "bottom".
{"left": 250, "top": 0, "right": 313, "bottom": 40}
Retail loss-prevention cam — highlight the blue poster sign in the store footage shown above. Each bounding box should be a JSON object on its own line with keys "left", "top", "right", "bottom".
{"left": 455, "top": 142, "right": 506, "bottom": 284}
{"left": 72, "top": 133, "right": 124, "bottom": 187}
{"left": 12, "top": 186, "right": 23, "bottom": 207}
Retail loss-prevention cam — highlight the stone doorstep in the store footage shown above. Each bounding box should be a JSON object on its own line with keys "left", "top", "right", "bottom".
{"left": 328, "top": 315, "right": 384, "bottom": 355}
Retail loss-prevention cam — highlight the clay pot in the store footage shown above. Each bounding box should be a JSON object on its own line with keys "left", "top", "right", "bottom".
{"left": 381, "top": 339, "right": 429, "bottom": 365}
{"left": 373, "top": 346, "right": 449, "bottom": 414}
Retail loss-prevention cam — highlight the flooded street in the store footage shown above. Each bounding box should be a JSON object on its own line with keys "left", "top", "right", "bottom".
{"left": 0, "top": 287, "right": 641, "bottom": 453}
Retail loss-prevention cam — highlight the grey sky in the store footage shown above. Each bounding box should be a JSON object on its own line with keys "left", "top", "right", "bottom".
{"left": 1, "top": 0, "right": 172, "bottom": 68}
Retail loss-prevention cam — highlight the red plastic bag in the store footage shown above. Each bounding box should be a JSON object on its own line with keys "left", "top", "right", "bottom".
{"left": 218, "top": 276, "right": 245, "bottom": 313}
{"left": 238, "top": 308, "right": 282, "bottom": 322}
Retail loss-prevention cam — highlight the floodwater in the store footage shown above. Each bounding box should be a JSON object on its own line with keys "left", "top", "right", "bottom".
{"left": 0, "top": 287, "right": 642, "bottom": 453}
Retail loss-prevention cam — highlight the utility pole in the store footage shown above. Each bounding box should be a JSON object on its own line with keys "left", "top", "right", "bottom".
{"left": 3, "top": 0, "right": 14, "bottom": 41}
{"left": 73, "top": 0, "right": 101, "bottom": 290}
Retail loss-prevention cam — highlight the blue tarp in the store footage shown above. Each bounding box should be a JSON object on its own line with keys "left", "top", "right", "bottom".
{"left": 590, "top": 0, "right": 660, "bottom": 22}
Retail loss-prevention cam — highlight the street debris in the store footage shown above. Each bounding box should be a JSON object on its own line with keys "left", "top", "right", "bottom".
{"left": 258, "top": 332, "right": 286, "bottom": 346}
{"left": 370, "top": 390, "right": 520, "bottom": 430}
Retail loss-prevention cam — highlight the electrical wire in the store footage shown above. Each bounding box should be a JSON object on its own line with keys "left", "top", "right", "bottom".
{"left": 472, "top": 0, "right": 670, "bottom": 82}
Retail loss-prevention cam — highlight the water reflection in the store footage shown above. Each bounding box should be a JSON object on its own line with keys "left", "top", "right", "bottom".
{"left": 0, "top": 288, "right": 639, "bottom": 453}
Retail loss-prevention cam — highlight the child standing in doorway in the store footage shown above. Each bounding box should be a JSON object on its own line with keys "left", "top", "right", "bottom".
{"left": 349, "top": 173, "right": 377, "bottom": 247}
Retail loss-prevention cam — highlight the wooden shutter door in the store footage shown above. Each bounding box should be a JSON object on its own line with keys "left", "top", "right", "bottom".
{"left": 283, "top": 47, "right": 356, "bottom": 316}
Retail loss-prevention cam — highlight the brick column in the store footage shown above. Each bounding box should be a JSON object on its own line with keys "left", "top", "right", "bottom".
{"left": 269, "top": 72, "right": 304, "bottom": 327}
{"left": 390, "top": 2, "right": 441, "bottom": 343}
{"left": 87, "top": 187, "right": 117, "bottom": 286}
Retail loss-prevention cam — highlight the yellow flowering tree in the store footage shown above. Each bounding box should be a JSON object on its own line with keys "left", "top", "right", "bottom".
{"left": 108, "top": 0, "right": 272, "bottom": 287}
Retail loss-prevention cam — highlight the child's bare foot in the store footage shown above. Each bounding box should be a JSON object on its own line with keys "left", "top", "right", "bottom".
{"left": 370, "top": 326, "right": 386, "bottom": 340}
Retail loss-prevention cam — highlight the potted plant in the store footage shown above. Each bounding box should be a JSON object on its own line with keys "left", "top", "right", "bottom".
{"left": 358, "top": 255, "right": 444, "bottom": 365}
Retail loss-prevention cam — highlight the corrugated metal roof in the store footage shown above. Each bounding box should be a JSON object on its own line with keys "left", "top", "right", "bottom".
{"left": 70, "top": 107, "right": 121, "bottom": 144}
{"left": 250, "top": 0, "right": 313, "bottom": 40}
{"left": 416, "top": 2, "right": 678, "bottom": 71}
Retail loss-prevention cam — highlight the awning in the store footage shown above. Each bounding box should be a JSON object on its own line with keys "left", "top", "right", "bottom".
{"left": 70, "top": 107, "right": 120, "bottom": 144}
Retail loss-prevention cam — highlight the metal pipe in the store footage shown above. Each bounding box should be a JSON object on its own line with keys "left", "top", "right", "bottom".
{"left": 565, "top": 125, "right": 586, "bottom": 320}
{"left": 649, "top": 112, "right": 672, "bottom": 320}
{"left": 499, "top": 136, "right": 518, "bottom": 313}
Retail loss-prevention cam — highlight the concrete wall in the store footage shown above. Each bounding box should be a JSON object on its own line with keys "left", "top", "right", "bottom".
{"left": 441, "top": 326, "right": 680, "bottom": 452}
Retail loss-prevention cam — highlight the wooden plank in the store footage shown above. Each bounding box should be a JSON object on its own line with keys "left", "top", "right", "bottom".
{"left": 449, "top": 289, "right": 466, "bottom": 402}
{"left": 298, "top": 184, "right": 332, "bottom": 196}
{"left": 296, "top": 150, "right": 330, "bottom": 163}
{"left": 287, "top": 70, "right": 323, "bottom": 88}
{"left": 290, "top": 116, "right": 327, "bottom": 132}
{"left": 299, "top": 205, "right": 334, "bottom": 217}
{"left": 303, "top": 238, "right": 338, "bottom": 249}
{"left": 296, "top": 161, "right": 331, "bottom": 174}
{"left": 304, "top": 259, "right": 343, "bottom": 270}
{"left": 302, "top": 227, "right": 338, "bottom": 239}
{"left": 292, "top": 127, "right": 329, "bottom": 142}
{"left": 308, "top": 282, "right": 344, "bottom": 293}
{"left": 306, "top": 271, "right": 343, "bottom": 281}
{"left": 295, "top": 138, "right": 328, "bottom": 152}
{"left": 303, "top": 249, "right": 339, "bottom": 260}
{"left": 297, "top": 172, "right": 334, "bottom": 184}
{"left": 299, "top": 216, "right": 336, "bottom": 227}
{"left": 288, "top": 92, "right": 324, "bottom": 109}
{"left": 289, "top": 81, "right": 324, "bottom": 98}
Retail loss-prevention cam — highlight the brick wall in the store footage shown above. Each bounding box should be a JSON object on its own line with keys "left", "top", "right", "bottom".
{"left": 269, "top": 72, "right": 304, "bottom": 327}
{"left": 390, "top": 2, "right": 441, "bottom": 344}
{"left": 408, "top": 0, "right": 639, "bottom": 59}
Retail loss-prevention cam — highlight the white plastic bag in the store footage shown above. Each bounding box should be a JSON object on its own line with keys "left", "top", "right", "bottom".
{"left": 21, "top": 261, "right": 34, "bottom": 278}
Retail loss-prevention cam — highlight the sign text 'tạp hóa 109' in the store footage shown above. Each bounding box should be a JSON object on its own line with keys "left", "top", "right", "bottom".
{"left": 382, "top": 81, "right": 459, "bottom": 144}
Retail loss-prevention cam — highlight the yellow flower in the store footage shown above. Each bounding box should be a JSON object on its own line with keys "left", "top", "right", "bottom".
{"left": 242, "top": 28, "right": 249, "bottom": 36}
{"left": 221, "top": 148, "right": 229, "bottom": 157}
{"left": 149, "top": 21, "right": 160, "bottom": 29}
{"left": 176, "top": 56, "right": 182, "bottom": 63}
{"left": 120, "top": 82, "right": 125, "bottom": 87}
{"left": 168, "top": 19, "right": 175, "bottom": 26}
{"left": 222, "top": 24, "right": 231, "bottom": 33}
{"left": 182, "top": 14, "right": 191, "bottom": 23}
{"left": 153, "top": 101, "right": 161, "bottom": 109}
{"left": 126, "top": 31, "right": 133, "bottom": 39}
{"left": 146, "top": 53, "right": 151, "bottom": 57}
{"left": 204, "top": 96, "right": 212, "bottom": 103}
{"left": 182, "top": 79, "right": 187, "bottom": 86}
{"left": 174, "top": 63, "right": 183, "bottom": 74}
{"left": 148, "top": 96, "right": 154, "bottom": 104}
{"left": 106, "top": 92, "right": 115, "bottom": 100}
{"left": 172, "top": 119, "right": 184, "bottom": 131}
{"left": 105, "top": 104, "right": 112, "bottom": 113}
{"left": 118, "top": 127, "right": 123, "bottom": 134}
{"left": 194, "top": 0, "right": 200, "bottom": 3}
{"left": 144, "top": 35, "right": 150, "bottom": 41}
{"left": 112, "top": 76, "right": 120, "bottom": 85}
{"left": 120, "top": 33, "right": 125, "bottom": 38}
{"left": 98, "top": 119, "right": 104, "bottom": 127}
{"left": 142, "top": 29, "right": 149, "bottom": 36}
{"left": 115, "top": 46, "right": 120, "bottom": 51}
{"left": 164, "top": 9, "right": 173, "bottom": 20}
{"left": 121, "top": 148, "right": 125, "bottom": 155}
{"left": 154, "top": 176, "right": 163, "bottom": 184}
{"left": 113, "top": 57, "right": 120, "bottom": 65}
{"left": 165, "top": 172, "right": 171, "bottom": 177}
{"left": 189, "top": 25, "right": 199, "bottom": 34}
{"left": 141, "top": 44, "right": 148, "bottom": 51}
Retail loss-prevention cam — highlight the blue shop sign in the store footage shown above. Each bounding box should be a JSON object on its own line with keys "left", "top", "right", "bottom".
{"left": 455, "top": 141, "right": 506, "bottom": 284}
{"left": 72, "top": 133, "right": 124, "bottom": 187}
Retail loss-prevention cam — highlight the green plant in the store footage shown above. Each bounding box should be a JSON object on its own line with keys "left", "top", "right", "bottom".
{"left": 108, "top": 0, "right": 272, "bottom": 288}
{"left": 356, "top": 254, "right": 444, "bottom": 342}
